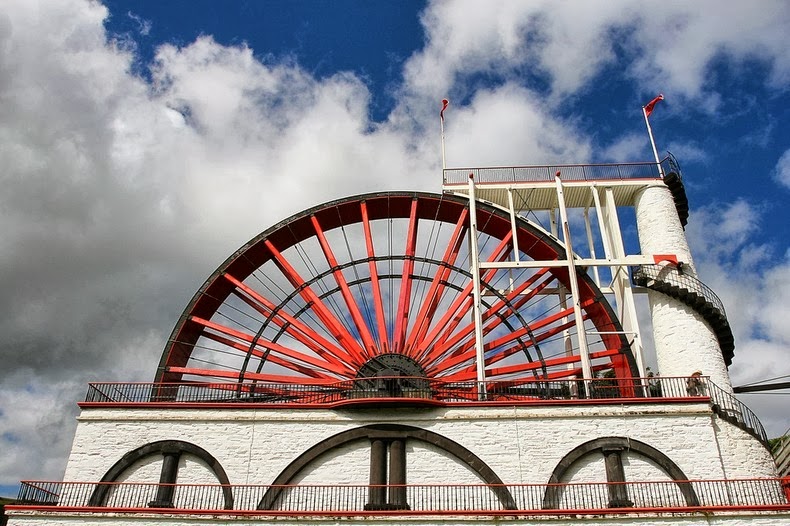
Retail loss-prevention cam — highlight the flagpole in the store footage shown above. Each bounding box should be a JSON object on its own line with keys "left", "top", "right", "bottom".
{"left": 642, "top": 104, "right": 664, "bottom": 177}
{"left": 441, "top": 113, "right": 447, "bottom": 170}
{"left": 440, "top": 99, "right": 449, "bottom": 171}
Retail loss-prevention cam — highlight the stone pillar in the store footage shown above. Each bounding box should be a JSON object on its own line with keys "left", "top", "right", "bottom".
{"left": 602, "top": 447, "right": 632, "bottom": 508}
{"left": 388, "top": 439, "right": 408, "bottom": 509}
{"left": 635, "top": 184, "right": 732, "bottom": 392}
{"left": 367, "top": 439, "right": 387, "bottom": 509}
{"left": 148, "top": 449, "right": 182, "bottom": 508}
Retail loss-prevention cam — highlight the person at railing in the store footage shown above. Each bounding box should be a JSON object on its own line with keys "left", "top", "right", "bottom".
{"left": 686, "top": 371, "right": 705, "bottom": 396}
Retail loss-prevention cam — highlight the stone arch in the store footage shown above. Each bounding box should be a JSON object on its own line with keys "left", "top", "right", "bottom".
{"left": 543, "top": 436, "right": 699, "bottom": 509}
{"left": 89, "top": 439, "right": 233, "bottom": 509}
{"left": 258, "top": 423, "right": 516, "bottom": 510}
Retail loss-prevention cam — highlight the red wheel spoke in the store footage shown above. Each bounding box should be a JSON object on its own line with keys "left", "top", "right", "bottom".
{"left": 486, "top": 348, "right": 620, "bottom": 379}
{"left": 432, "top": 231, "right": 514, "bottom": 349}
{"left": 310, "top": 215, "right": 378, "bottom": 357}
{"left": 482, "top": 318, "right": 580, "bottom": 370}
{"left": 392, "top": 198, "right": 419, "bottom": 353}
{"left": 264, "top": 239, "right": 367, "bottom": 366}
{"left": 191, "top": 316, "right": 346, "bottom": 378}
{"left": 427, "top": 303, "right": 590, "bottom": 377}
{"left": 166, "top": 366, "right": 339, "bottom": 385}
{"left": 440, "top": 318, "right": 612, "bottom": 382}
{"left": 224, "top": 273, "right": 356, "bottom": 373}
{"left": 200, "top": 330, "right": 330, "bottom": 380}
{"left": 360, "top": 201, "right": 389, "bottom": 353}
{"left": 403, "top": 208, "right": 468, "bottom": 356}
{"left": 418, "top": 232, "right": 513, "bottom": 365}
{"left": 484, "top": 298, "right": 594, "bottom": 352}
{"left": 427, "top": 267, "right": 552, "bottom": 364}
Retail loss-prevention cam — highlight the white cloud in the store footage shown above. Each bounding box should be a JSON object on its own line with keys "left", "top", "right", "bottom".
{"left": 404, "top": 0, "right": 790, "bottom": 104}
{"left": 443, "top": 83, "right": 591, "bottom": 167}
{"left": 665, "top": 141, "right": 709, "bottom": 165}
{"left": 601, "top": 134, "right": 647, "bottom": 162}
{"left": 686, "top": 200, "right": 790, "bottom": 436}
{"left": 0, "top": 0, "right": 431, "bottom": 484}
{"left": 774, "top": 149, "right": 790, "bottom": 189}
{"left": 126, "top": 11, "right": 151, "bottom": 36}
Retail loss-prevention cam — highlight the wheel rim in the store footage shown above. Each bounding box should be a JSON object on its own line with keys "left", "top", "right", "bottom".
{"left": 157, "top": 192, "right": 635, "bottom": 389}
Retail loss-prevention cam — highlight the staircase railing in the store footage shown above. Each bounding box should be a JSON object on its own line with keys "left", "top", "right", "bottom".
{"left": 706, "top": 381, "right": 769, "bottom": 446}
{"left": 631, "top": 264, "right": 734, "bottom": 365}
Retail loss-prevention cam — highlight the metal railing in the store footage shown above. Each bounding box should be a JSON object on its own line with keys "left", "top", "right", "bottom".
{"left": 15, "top": 479, "right": 790, "bottom": 514}
{"left": 631, "top": 263, "right": 735, "bottom": 368}
{"left": 443, "top": 160, "right": 663, "bottom": 185}
{"left": 83, "top": 376, "right": 703, "bottom": 406}
{"left": 708, "top": 381, "right": 769, "bottom": 446}
{"left": 631, "top": 264, "right": 728, "bottom": 319}
{"left": 661, "top": 152, "right": 683, "bottom": 181}
{"left": 82, "top": 376, "right": 769, "bottom": 448}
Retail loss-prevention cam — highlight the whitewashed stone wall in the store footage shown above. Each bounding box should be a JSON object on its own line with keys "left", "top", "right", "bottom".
{"left": 61, "top": 403, "right": 775, "bottom": 488}
{"left": 634, "top": 184, "right": 733, "bottom": 392}
{"left": 713, "top": 416, "right": 778, "bottom": 479}
{"left": 8, "top": 403, "right": 787, "bottom": 525}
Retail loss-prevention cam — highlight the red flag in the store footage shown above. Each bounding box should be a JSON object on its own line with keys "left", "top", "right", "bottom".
{"left": 643, "top": 94, "right": 664, "bottom": 118}
{"left": 440, "top": 99, "right": 449, "bottom": 121}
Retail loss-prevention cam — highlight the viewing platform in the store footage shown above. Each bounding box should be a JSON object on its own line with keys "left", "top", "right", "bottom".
{"left": 442, "top": 157, "right": 681, "bottom": 210}
{"left": 80, "top": 376, "right": 768, "bottom": 447}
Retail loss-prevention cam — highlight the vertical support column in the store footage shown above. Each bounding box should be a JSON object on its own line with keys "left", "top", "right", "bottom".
{"left": 367, "top": 439, "right": 388, "bottom": 509}
{"left": 583, "top": 207, "right": 601, "bottom": 287}
{"left": 635, "top": 184, "right": 732, "bottom": 392}
{"left": 550, "top": 209, "right": 573, "bottom": 359}
{"left": 467, "top": 174, "right": 487, "bottom": 399}
{"left": 148, "top": 449, "right": 182, "bottom": 508}
{"left": 602, "top": 188, "right": 645, "bottom": 378}
{"left": 602, "top": 447, "right": 633, "bottom": 508}
{"left": 507, "top": 188, "right": 521, "bottom": 293}
{"left": 388, "top": 439, "right": 408, "bottom": 509}
{"left": 555, "top": 173, "right": 593, "bottom": 383}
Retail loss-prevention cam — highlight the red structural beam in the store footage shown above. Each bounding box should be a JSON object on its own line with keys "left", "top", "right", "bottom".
{"left": 403, "top": 208, "right": 469, "bottom": 356}
{"left": 360, "top": 201, "right": 390, "bottom": 353}
{"left": 224, "top": 273, "right": 355, "bottom": 374}
{"left": 264, "top": 239, "right": 367, "bottom": 367}
{"left": 392, "top": 199, "right": 419, "bottom": 353}
{"left": 311, "top": 214, "right": 378, "bottom": 358}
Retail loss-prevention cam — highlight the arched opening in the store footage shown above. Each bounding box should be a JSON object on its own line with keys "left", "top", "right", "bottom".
{"left": 543, "top": 437, "right": 699, "bottom": 509}
{"left": 258, "top": 423, "right": 516, "bottom": 510}
{"left": 89, "top": 440, "right": 233, "bottom": 509}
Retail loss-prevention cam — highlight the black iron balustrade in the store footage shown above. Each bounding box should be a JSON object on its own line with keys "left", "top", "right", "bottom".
{"left": 82, "top": 375, "right": 769, "bottom": 448}
{"left": 14, "top": 479, "right": 790, "bottom": 515}
{"left": 83, "top": 376, "right": 704, "bottom": 406}
{"left": 443, "top": 160, "right": 664, "bottom": 185}
{"left": 661, "top": 151, "right": 683, "bottom": 182}
{"left": 707, "top": 381, "right": 769, "bottom": 446}
{"left": 632, "top": 264, "right": 727, "bottom": 319}
{"left": 631, "top": 264, "right": 735, "bottom": 365}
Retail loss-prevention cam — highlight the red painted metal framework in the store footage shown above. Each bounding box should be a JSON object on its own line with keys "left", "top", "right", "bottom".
{"left": 157, "top": 192, "right": 637, "bottom": 395}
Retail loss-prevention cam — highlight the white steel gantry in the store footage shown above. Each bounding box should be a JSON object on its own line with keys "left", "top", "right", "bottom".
{"left": 444, "top": 161, "right": 679, "bottom": 391}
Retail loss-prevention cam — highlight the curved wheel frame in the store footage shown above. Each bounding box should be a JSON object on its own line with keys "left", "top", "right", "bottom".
{"left": 157, "top": 192, "right": 636, "bottom": 392}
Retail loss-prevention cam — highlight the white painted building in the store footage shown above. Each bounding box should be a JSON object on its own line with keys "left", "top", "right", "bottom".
{"left": 7, "top": 157, "right": 790, "bottom": 524}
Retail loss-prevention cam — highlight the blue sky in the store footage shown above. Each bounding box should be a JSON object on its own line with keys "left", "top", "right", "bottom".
{"left": 1, "top": 0, "right": 789, "bottom": 495}
{"left": 100, "top": 0, "right": 790, "bottom": 208}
